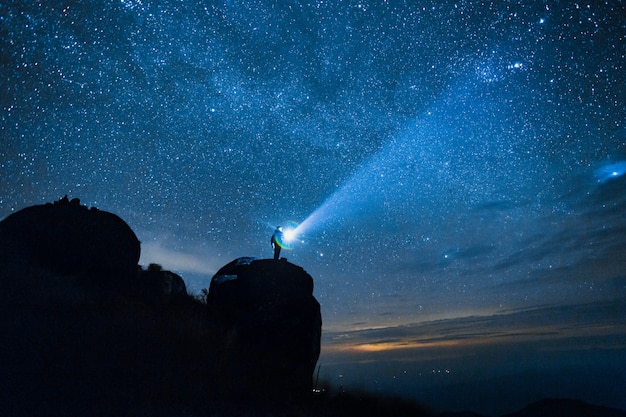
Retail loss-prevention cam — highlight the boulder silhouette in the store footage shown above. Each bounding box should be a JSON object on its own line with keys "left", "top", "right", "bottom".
{"left": 138, "top": 263, "right": 188, "bottom": 297}
{"left": 206, "top": 257, "right": 322, "bottom": 403}
{"left": 0, "top": 198, "right": 211, "bottom": 416}
{"left": 0, "top": 196, "right": 140, "bottom": 279}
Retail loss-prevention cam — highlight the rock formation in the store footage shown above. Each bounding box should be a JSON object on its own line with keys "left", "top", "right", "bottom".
{"left": 138, "top": 263, "right": 188, "bottom": 297}
{"left": 0, "top": 198, "right": 209, "bottom": 416}
{"left": 0, "top": 198, "right": 323, "bottom": 415}
{"left": 207, "top": 257, "right": 322, "bottom": 403}
{"left": 0, "top": 196, "right": 140, "bottom": 279}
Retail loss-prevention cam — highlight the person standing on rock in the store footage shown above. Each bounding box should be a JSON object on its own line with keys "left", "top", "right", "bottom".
{"left": 271, "top": 226, "right": 283, "bottom": 260}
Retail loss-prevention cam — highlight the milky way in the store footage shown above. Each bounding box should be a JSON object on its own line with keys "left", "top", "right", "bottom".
{"left": 2, "top": 1, "right": 625, "bottom": 413}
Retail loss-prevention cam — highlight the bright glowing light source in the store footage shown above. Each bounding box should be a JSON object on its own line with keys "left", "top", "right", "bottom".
{"left": 283, "top": 227, "right": 296, "bottom": 242}
{"left": 275, "top": 220, "right": 299, "bottom": 249}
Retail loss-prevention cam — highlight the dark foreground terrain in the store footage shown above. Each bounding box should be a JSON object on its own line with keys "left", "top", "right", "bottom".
{"left": 1, "top": 198, "right": 625, "bottom": 417}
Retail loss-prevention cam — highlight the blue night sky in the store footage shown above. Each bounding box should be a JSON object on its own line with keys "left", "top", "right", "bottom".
{"left": 1, "top": 1, "right": 625, "bottom": 414}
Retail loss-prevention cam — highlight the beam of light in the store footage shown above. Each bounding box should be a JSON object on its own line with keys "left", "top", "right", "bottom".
{"left": 294, "top": 123, "right": 429, "bottom": 238}
{"left": 293, "top": 77, "right": 507, "bottom": 240}
{"left": 594, "top": 160, "right": 626, "bottom": 183}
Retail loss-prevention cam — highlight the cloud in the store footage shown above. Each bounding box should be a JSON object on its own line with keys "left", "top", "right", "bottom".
{"left": 321, "top": 299, "right": 626, "bottom": 358}
{"left": 139, "top": 241, "right": 219, "bottom": 276}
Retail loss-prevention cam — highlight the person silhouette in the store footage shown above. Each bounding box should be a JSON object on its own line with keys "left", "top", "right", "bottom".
{"left": 270, "top": 226, "right": 283, "bottom": 260}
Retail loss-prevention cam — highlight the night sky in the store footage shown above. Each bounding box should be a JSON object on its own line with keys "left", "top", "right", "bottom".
{"left": 2, "top": 1, "right": 625, "bottom": 414}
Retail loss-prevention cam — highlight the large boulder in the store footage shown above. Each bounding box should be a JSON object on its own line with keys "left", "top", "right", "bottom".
{"left": 0, "top": 196, "right": 140, "bottom": 279}
{"left": 207, "top": 257, "right": 322, "bottom": 402}
{"left": 0, "top": 198, "right": 211, "bottom": 416}
{"left": 137, "top": 263, "right": 188, "bottom": 297}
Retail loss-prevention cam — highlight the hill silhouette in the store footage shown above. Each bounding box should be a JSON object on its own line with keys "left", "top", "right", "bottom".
{"left": 1, "top": 197, "right": 625, "bottom": 417}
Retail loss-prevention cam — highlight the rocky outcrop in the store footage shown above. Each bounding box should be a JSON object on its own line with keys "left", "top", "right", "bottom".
{"left": 207, "top": 257, "right": 322, "bottom": 402}
{"left": 0, "top": 198, "right": 324, "bottom": 415}
{"left": 0, "top": 196, "right": 140, "bottom": 279}
{"left": 138, "top": 263, "right": 188, "bottom": 297}
{"left": 0, "top": 198, "right": 210, "bottom": 416}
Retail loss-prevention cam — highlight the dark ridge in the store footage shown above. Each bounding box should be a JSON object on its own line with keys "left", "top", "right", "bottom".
{"left": 501, "top": 398, "right": 626, "bottom": 417}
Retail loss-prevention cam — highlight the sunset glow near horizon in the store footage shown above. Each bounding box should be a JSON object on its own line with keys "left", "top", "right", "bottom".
{"left": 1, "top": 1, "right": 625, "bottom": 414}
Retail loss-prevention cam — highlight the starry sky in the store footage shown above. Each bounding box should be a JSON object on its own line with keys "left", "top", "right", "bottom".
{"left": 1, "top": 1, "right": 626, "bottom": 414}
